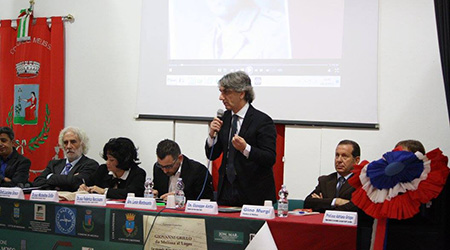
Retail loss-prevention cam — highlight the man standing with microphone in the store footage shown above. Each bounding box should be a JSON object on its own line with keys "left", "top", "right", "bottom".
{"left": 205, "top": 71, "right": 277, "bottom": 206}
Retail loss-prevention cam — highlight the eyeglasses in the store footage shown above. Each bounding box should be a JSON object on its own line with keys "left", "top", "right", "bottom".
{"left": 156, "top": 157, "right": 179, "bottom": 169}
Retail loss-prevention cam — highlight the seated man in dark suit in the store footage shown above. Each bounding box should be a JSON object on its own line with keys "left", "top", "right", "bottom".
{"left": 0, "top": 127, "right": 31, "bottom": 187}
{"left": 32, "top": 126, "right": 99, "bottom": 191}
{"left": 356, "top": 140, "right": 450, "bottom": 250}
{"left": 153, "top": 139, "right": 213, "bottom": 201}
{"left": 304, "top": 139, "right": 361, "bottom": 212}
{"left": 386, "top": 140, "right": 449, "bottom": 250}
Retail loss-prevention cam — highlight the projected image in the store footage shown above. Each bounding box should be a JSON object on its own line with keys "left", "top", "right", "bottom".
{"left": 166, "top": 0, "right": 345, "bottom": 88}
{"left": 170, "top": 0, "right": 291, "bottom": 59}
{"left": 138, "top": 0, "right": 379, "bottom": 124}
{"left": 169, "top": 0, "right": 344, "bottom": 60}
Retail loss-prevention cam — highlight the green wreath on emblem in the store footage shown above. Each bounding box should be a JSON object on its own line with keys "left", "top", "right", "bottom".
{"left": 7, "top": 104, "right": 50, "bottom": 152}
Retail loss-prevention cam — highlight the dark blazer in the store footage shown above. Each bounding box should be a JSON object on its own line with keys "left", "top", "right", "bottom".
{"left": 384, "top": 176, "right": 450, "bottom": 250}
{"left": 153, "top": 155, "right": 213, "bottom": 201}
{"left": 32, "top": 155, "right": 98, "bottom": 192}
{"left": 304, "top": 172, "right": 357, "bottom": 212}
{"left": 205, "top": 105, "right": 277, "bottom": 205}
{"left": 87, "top": 163, "right": 146, "bottom": 199}
{"left": 0, "top": 148, "right": 31, "bottom": 187}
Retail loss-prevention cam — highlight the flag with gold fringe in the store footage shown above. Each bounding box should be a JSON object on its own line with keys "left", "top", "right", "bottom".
{"left": 0, "top": 3, "right": 65, "bottom": 181}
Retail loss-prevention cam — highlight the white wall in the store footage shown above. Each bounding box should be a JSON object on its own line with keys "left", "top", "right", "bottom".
{"left": 1, "top": 0, "right": 449, "bottom": 200}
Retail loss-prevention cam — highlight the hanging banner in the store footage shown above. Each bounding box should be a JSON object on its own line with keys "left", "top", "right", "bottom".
{"left": 0, "top": 17, "right": 65, "bottom": 181}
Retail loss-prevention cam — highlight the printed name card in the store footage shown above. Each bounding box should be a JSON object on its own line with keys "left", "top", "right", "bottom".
{"left": 30, "top": 190, "right": 59, "bottom": 202}
{"left": 185, "top": 200, "right": 218, "bottom": 215}
{"left": 75, "top": 194, "right": 107, "bottom": 206}
{"left": 323, "top": 210, "right": 358, "bottom": 226}
{"left": 125, "top": 197, "right": 157, "bottom": 210}
{"left": 0, "top": 187, "right": 25, "bottom": 199}
{"left": 240, "top": 205, "right": 275, "bottom": 219}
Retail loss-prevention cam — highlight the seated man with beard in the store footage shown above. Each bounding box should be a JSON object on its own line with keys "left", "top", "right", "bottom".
{"left": 33, "top": 126, "right": 99, "bottom": 191}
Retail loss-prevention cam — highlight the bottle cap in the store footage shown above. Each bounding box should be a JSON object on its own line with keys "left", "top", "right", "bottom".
{"left": 264, "top": 200, "right": 273, "bottom": 207}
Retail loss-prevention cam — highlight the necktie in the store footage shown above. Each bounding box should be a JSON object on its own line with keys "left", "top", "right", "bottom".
{"left": 62, "top": 163, "right": 72, "bottom": 175}
{"left": 226, "top": 115, "right": 238, "bottom": 183}
{"left": 336, "top": 176, "right": 345, "bottom": 197}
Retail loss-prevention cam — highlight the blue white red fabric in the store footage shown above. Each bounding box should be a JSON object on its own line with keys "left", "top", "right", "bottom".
{"left": 349, "top": 148, "right": 449, "bottom": 220}
{"left": 349, "top": 148, "right": 449, "bottom": 250}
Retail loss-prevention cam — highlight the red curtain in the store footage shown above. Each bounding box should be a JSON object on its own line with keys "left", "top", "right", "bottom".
{"left": 0, "top": 17, "right": 65, "bottom": 181}
{"left": 273, "top": 124, "right": 285, "bottom": 199}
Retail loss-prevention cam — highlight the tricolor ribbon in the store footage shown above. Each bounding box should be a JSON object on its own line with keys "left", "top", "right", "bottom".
{"left": 14, "top": 139, "right": 28, "bottom": 155}
{"left": 17, "top": 6, "right": 33, "bottom": 42}
{"left": 349, "top": 148, "right": 449, "bottom": 250}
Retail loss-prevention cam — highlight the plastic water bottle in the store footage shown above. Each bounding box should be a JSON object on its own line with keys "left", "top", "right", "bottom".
{"left": 277, "top": 184, "right": 289, "bottom": 217}
{"left": 175, "top": 178, "right": 185, "bottom": 209}
{"left": 144, "top": 177, "right": 154, "bottom": 198}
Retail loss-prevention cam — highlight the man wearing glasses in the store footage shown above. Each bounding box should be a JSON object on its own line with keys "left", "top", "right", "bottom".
{"left": 152, "top": 139, "right": 213, "bottom": 201}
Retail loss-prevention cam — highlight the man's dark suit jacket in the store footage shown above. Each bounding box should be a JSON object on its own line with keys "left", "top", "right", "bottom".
{"left": 153, "top": 155, "right": 213, "bottom": 201}
{"left": 385, "top": 176, "right": 449, "bottom": 250}
{"left": 0, "top": 148, "right": 31, "bottom": 187}
{"left": 32, "top": 155, "right": 98, "bottom": 192}
{"left": 87, "top": 163, "right": 146, "bottom": 199}
{"left": 205, "top": 105, "right": 277, "bottom": 205}
{"left": 304, "top": 172, "right": 357, "bottom": 212}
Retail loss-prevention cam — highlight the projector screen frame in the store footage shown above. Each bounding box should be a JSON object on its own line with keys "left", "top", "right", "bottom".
{"left": 135, "top": 0, "right": 380, "bottom": 129}
{"left": 135, "top": 114, "right": 379, "bottom": 129}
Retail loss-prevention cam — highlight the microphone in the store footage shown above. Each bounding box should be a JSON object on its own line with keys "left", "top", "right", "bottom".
{"left": 213, "top": 109, "right": 224, "bottom": 138}
{"left": 217, "top": 109, "right": 224, "bottom": 120}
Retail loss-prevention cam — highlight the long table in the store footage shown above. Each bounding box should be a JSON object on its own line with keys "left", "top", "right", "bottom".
{"left": 0, "top": 197, "right": 356, "bottom": 249}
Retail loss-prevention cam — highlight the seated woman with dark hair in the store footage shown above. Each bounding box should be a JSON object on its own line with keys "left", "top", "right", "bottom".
{"left": 79, "top": 137, "right": 146, "bottom": 199}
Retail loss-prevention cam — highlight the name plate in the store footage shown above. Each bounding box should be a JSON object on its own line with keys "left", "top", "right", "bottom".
{"left": 30, "top": 190, "right": 59, "bottom": 202}
{"left": 75, "top": 194, "right": 107, "bottom": 206}
{"left": 125, "top": 197, "right": 157, "bottom": 210}
{"left": 323, "top": 210, "right": 358, "bottom": 226}
{"left": 240, "top": 205, "right": 275, "bottom": 219}
{"left": 185, "top": 200, "right": 218, "bottom": 215}
{"left": 0, "top": 187, "right": 25, "bottom": 199}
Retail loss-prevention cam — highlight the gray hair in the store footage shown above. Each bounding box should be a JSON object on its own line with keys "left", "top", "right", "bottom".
{"left": 218, "top": 71, "right": 255, "bottom": 103}
{"left": 58, "top": 126, "right": 90, "bottom": 154}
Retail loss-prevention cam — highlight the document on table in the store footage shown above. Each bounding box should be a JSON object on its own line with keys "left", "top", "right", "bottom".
{"left": 143, "top": 215, "right": 207, "bottom": 250}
